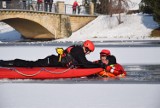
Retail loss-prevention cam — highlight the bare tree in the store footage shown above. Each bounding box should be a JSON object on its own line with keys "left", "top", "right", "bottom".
{"left": 94, "top": 0, "right": 110, "bottom": 14}
{"left": 94, "top": 0, "right": 132, "bottom": 24}
{"left": 109, "top": 0, "right": 131, "bottom": 24}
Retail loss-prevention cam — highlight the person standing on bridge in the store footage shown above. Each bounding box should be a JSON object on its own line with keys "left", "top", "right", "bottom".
{"left": 44, "top": 0, "right": 48, "bottom": 12}
{"left": 48, "top": 0, "right": 53, "bottom": 12}
{"left": 32, "top": 0, "right": 37, "bottom": 11}
{"left": 22, "top": 0, "right": 27, "bottom": 9}
{"left": 37, "top": 0, "right": 43, "bottom": 11}
{"left": 72, "top": 0, "right": 79, "bottom": 14}
{"left": 44, "top": 0, "right": 53, "bottom": 12}
{"left": 28, "top": 0, "right": 36, "bottom": 11}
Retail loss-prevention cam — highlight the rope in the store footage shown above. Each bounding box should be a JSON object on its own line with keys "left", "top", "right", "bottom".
{"left": 12, "top": 68, "right": 43, "bottom": 77}
{"left": 0, "top": 67, "right": 72, "bottom": 77}
{"left": 43, "top": 68, "right": 71, "bottom": 74}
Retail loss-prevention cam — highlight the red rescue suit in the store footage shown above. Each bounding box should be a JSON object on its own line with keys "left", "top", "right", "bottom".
{"left": 99, "top": 63, "right": 127, "bottom": 77}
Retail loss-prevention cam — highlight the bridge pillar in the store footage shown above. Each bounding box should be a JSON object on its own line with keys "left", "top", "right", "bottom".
{"left": 57, "top": 1, "right": 65, "bottom": 14}
{"left": 59, "top": 15, "right": 72, "bottom": 38}
{"left": 89, "top": 2, "right": 94, "bottom": 15}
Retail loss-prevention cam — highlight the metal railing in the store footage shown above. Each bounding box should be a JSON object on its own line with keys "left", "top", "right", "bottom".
{"left": 0, "top": 1, "right": 57, "bottom": 13}
{"left": 65, "top": 4, "right": 90, "bottom": 15}
{"left": 0, "top": 1, "right": 92, "bottom": 15}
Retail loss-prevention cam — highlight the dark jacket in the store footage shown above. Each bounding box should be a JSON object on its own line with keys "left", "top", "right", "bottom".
{"left": 65, "top": 45, "right": 100, "bottom": 68}
{"left": 0, "top": 45, "right": 100, "bottom": 68}
{"left": 46, "top": 0, "right": 53, "bottom": 3}
{"left": 44, "top": 0, "right": 53, "bottom": 3}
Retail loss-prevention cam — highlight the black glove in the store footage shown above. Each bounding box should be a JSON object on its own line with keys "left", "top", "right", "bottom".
{"left": 100, "top": 63, "right": 107, "bottom": 69}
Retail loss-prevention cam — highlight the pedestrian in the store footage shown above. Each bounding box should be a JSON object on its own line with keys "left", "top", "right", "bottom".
{"left": 0, "top": 40, "right": 101, "bottom": 68}
{"left": 22, "top": 0, "right": 27, "bottom": 9}
{"left": 72, "top": 0, "right": 78, "bottom": 14}
{"left": 28, "top": 0, "right": 34, "bottom": 11}
{"left": 37, "top": 0, "right": 43, "bottom": 11}
{"left": 44, "top": 0, "right": 48, "bottom": 12}
{"left": 78, "top": 5, "right": 81, "bottom": 14}
{"left": 32, "top": 0, "right": 37, "bottom": 11}
{"left": 48, "top": 0, "right": 53, "bottom": 12}
{"left": 4, "top": 0, "right": 12, "bottom": 9}
{"left": 44, "top": 0, "right": 53, "bottom": 12}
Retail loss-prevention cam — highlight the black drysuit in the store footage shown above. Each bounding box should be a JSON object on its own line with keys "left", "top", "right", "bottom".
{"left": 0, "top": 45, "right": 100, "bottom": 68}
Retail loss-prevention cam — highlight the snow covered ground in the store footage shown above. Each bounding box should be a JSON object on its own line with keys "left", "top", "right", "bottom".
{"left": 57, "top": 14, "right": 159, "bottom": 41}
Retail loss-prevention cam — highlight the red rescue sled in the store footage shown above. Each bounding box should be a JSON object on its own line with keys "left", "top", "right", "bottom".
{"left": 0, "top": 67, "right": 103, "bottom": 79}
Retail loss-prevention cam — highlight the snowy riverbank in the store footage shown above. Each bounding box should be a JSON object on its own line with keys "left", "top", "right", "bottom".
{"left": 1, "top": 14, "right": 159, "bottom": 42}
{"left": 57, "top": 14, "right": 159, "bottom": 41}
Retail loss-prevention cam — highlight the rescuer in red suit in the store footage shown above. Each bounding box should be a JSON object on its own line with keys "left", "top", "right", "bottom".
{"left": 98, "top": 54, "right": 127, "bottom": 78}
{"left": 89, "top": 49, "right": 127, "bottom": 78}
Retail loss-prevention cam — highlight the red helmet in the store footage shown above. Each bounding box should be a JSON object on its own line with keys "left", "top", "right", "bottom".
{"left": 83, "top": 40, "right": 95, "bottom": 52}
{"left": 100, "top": 49, "right": 111, "bottom": 56}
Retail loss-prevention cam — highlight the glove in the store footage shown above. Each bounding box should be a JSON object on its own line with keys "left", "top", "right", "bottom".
{"left": 100, "top": 63, "right": 107, "bottom": 69}
{"left": 106, "top": 66, "right": 112, "bottom": 71}
{"left": 106, "top": 65, "right": 119, "bottom": 76}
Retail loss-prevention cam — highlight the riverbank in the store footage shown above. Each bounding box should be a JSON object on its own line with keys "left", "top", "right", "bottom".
{"left": 0, "top": 14, "right": 160, "bottom": 42}
{"left": 151, "top": 27, "right": 160, "bottom": 37}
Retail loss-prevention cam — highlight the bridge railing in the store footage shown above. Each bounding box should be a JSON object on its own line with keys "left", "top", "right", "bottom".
{"left": 65, "top": 4, "right": 90, "bottom": 15}
{"left": 0, "top": 1, "right": 57, "bottom": 13}
{"left": 0, "top": 1, "right": 92, "bottom": 15}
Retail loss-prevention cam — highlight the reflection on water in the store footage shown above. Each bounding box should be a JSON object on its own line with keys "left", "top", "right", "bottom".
{"left": 0, "top": 65, "right": 160, "bottom": 84}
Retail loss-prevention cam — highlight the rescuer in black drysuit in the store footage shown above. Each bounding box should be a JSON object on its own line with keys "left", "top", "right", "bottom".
{"left": 0, "top": 40, "right": 101, "bottom": 68}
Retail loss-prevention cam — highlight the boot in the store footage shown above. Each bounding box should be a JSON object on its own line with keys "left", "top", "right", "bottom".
{"left": 0, "top": 60, "right": 3, "bottom": 66}
{"left": 0, "top": 60, "right": 14, "bottom": 67}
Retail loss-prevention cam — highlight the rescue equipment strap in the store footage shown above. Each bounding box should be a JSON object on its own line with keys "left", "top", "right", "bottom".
{"left": 56, "top": 48, "right": 64, "bottom": 62}
{"left": 0, "top": 67, "right": 72, "bottom": 77}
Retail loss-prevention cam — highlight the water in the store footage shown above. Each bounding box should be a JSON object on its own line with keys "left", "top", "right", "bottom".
{"left": 123, "top": 65, "right": 160, "bottom": 83}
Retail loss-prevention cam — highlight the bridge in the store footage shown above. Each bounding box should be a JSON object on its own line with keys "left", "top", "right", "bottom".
{"left": 0, "top": 10, "right": 97, "bottom": 39}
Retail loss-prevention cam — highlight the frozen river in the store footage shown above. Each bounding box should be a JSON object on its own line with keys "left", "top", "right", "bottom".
{"left": 0, "top": 40, "right": 160, "bottom": 108}
{"left": 0, "top": 40, "right": 160, "bottom": 83}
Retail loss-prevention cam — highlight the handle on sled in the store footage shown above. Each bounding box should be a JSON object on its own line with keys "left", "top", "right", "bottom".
{"left": 56, "top": 48, "right": 64, "bottom": 62}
